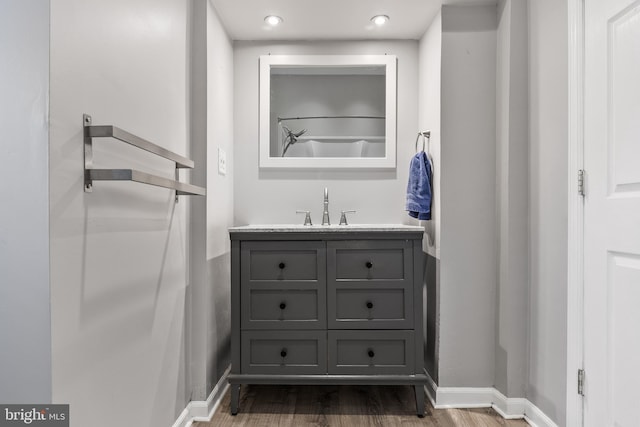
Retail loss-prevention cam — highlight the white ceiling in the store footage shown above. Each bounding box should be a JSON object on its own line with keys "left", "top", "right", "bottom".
{"left": 211, "top": 0, "right": 498, "bottom": 41}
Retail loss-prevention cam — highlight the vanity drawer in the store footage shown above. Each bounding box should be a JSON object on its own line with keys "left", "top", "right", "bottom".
{"left": 242, "top": 286, "right": 326, "bottom": 330}
{"left": 328, "top": 330, "right": 414, "bottom": 375}
{"left": 241, "top": 330, "right": 327, "bottom": 375}
{"left": 328, "top": 286, "right": 412, "bottom": 329}
{"left": 327, "top": 240, "right": 412, "bottom": 282}
{"left": 242, "top": 241, "right": 325, "bottom": 282}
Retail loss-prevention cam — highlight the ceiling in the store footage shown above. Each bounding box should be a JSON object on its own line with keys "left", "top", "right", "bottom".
{"left": 210, "top": 0, "right": 498, "bottom": 41}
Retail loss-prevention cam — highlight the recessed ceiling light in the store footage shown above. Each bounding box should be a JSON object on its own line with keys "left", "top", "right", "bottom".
{"left": 371, "top": 15, "right": 389, "bottom": 26}
{"left": 264, "top": 15, "right": 283, "bottom": 26}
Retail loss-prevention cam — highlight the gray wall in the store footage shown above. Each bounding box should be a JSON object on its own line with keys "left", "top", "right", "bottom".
{"left": 494, "top": 0, "right": 529, "bottom": 398}
{"left": 1, "top": 2, "right": 570, "bottom": 424}
{"left": 189, "top": 0, "right": 209, "bottom": 400}
{"left": 438, "top": 5, "right": 498, "bottom": 387}
{"left": 188, "top": 0, "right": 234, "bottom": 402}
{"left": 233, "top": 40, "right": 419, "bottom": 227}
{"left": 0, "top": 0, "right": 52, "bottom": 404}
{"left": 188, "top": 0, "right": 234, "bottom": 401}
{"left": 49, "top": 0, "right": 192, "bottom": 425}
{"left": 205, "top": 0, "right": 234, "bottom": 394}
{"left": 418, "top": 10, "right": 442, "bottom": 383}
{"left": 419, "top": 3, "right": 569, "bottom": 423}
{"left": 528, "top": 0, "right": 569, "bottom": 424}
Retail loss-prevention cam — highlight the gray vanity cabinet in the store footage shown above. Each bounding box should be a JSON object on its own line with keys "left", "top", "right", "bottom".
{"left": 228, "top": 227, "right": 427, "bottom": 417}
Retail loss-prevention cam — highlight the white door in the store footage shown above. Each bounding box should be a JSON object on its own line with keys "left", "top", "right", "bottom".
{"left": 583, "top": 0, "right": 640, "bottom": 426}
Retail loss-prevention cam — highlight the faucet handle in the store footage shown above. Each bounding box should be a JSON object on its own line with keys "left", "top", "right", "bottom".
{"left": 296, "top": 210, "right": 313, "bottom": 226}
{"left": 339, "top": 210, "right": 356, "bottom": 226}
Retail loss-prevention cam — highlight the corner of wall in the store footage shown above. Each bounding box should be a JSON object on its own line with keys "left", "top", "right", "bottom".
{"left": 418, "top": 10, "right": 442, "bottom": 384}
{"left": 0, "top": 0, "right": 52, "bottom": 403}
{"left": 526, "top": 0, "right": 569, "bottom": 424}
{"left": 494, "top": 0, "right": 529, "bottom": 400}
{"left": 438, "top": 3, "right": 498, "bottom": 388}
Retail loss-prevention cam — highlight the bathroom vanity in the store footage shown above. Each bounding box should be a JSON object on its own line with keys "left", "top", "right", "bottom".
{"left": 228, "top": 224, "right": 427, "bottom": 416}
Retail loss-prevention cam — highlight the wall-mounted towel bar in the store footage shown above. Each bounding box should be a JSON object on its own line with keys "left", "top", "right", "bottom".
{"left": 83, "top": 114, "right": 206, "bottom": 199}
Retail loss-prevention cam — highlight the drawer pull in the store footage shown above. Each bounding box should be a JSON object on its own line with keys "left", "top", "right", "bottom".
{"left": 366, "top": 301, "right": 374, "bottom": 309}
{"left": 367, "top": 349, "right": 375, "bottom": 358}
{"left": 365, "top": 261, "right": 373, "bottom": 269}
{"left": 279, "top": 302, "right": 287, "bottom": 310}
{"left": 278, "top": 262, "right": 286, "bottom": 269}
{"left": 280, "top": 349, "right": 288, "bottom": 358}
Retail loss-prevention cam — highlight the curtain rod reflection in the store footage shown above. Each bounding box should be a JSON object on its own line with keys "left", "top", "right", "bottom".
{"left": 278, "top": 115, "right": 385, "bottom": 122}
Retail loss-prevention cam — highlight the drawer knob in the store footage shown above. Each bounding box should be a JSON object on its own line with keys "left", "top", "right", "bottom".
{"left": 365, "top": 261, "right": 373, "bottom": 269}
{"left": 279, "top": 302, "right": 287, "bottom": 310}
{"left": 367, "top": 349, "right": 375, "bottom": 358}
{"left": 280, "top": 349, "right": 288, "bottom": 358}
{"left": 366, "top": 301, "right": 373, "bottom": 309}
{"left": 278, "top": 262, "right": 286, "bottom": 269}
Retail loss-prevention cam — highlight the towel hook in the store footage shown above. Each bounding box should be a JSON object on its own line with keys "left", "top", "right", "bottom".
{"left": 415, "top": 131, "right": 431, "bottom": 152}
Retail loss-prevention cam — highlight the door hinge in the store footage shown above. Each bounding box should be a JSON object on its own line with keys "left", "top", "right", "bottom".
{"left": 578, "top": 170, "right": 585, "bottom": 196}
{"left": 578, "top": 369, "right": 585, "bottom": 396}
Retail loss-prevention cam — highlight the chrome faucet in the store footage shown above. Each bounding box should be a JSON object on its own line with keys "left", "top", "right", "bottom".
{"left": 322, "top": 187, "right": 330, "bottom": 225}
{"left": 296, "top": 210, "right": 313, "bottom": 226}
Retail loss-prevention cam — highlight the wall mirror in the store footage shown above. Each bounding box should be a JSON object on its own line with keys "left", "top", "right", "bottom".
{"left": 259, "top": 55, "right": 397, "bottom": 169}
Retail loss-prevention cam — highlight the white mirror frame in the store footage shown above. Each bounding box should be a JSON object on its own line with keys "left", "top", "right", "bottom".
{"left": 259, "top": 55, "right": 397, "bottom": 169}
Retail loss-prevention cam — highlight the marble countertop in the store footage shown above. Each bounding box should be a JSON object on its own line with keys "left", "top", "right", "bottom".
{"left": 228, "top": 224, "right": 424, "bottom": 233}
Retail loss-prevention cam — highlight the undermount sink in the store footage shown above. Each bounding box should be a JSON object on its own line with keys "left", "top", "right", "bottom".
{"left": 228, "top": 224, "right": 423, "bottom": 233}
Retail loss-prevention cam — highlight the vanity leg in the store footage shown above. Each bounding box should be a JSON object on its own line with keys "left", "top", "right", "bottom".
{"left": 414, "top": 385, "right": 425, "bottom": 418}
{"left": 230, "top": 384, "right": 240, "bottom": 415}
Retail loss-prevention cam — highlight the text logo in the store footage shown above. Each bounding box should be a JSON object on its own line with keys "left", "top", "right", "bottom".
{"left": 0, "top": 405, "right": 69, "bottom": 427}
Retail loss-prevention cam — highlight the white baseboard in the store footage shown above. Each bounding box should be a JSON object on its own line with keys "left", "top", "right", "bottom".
{"left": 172, "top": 366, "right": 231, "bottom": 427}
{"left": 424, "top": 371, "right": 438, "bottom": 408}
{"left": 424, "top": 372, "right": 558, "bottom": 427}
{"left": 523, "top": 401, "right": 559, "bottom": 427}
{"left": 173, "top": 368, "right": 556, "bottom": 427}
{"left": 490, "top": 389, "right": 528, "bottom": 419}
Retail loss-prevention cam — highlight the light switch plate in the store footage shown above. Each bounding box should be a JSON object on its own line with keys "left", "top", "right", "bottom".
{"left": 218, "top": 148, "right": 227, "bottom": 175}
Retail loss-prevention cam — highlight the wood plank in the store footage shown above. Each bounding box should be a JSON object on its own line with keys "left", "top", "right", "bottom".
{"left": 193, "top": 384, "right": 530, "bottom": 427}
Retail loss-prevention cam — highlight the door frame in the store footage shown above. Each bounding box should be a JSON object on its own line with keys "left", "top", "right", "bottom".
{"left": 567, "top": 0, "right": 585, "bottom": 426}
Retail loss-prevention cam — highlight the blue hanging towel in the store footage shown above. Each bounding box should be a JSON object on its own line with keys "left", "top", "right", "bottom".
{"left": 405, "top": 151, "right": 432, "bottom": 220}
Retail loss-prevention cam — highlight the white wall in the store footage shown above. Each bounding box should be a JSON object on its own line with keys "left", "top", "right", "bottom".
{"left": 439, "top": 5, "right": 498, "bottom": 387}
{"left": 528, "top": 0, "right": 569, "bottom": 424}
{"left": 49, "top": 0, "right": 192, "bottom": 425}
{"left": 233, "top": 40, "right": 419, "bottom": 227}
{"left": 0, "top": 0, "right": 51, "bottom": 403}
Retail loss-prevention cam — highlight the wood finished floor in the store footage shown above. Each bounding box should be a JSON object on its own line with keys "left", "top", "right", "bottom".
{"left": 194, "top": 384, "right": 530, "bottom": 427}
